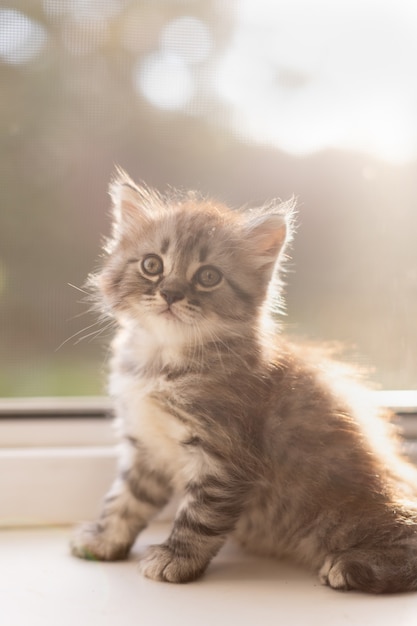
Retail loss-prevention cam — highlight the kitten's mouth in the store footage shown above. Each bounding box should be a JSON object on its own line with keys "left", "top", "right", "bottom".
{"left": 159, "top": 305, "right": 192, "bottom": 324}
{"left": 157, "top": 302, "right": 194, "bottom": 324}
{"left": 160, "top": 306, "right": 178, "bottom": 321}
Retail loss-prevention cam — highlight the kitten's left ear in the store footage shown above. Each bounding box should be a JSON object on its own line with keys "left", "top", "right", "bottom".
{"left": 245, "top": 201, "right": 294, "bottom": 271}
{"left": 108, "top": 168, "right": 156, "bottom": 240}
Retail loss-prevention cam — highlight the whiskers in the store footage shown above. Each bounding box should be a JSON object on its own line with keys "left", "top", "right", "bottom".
{"left": 175, "top": 307, "right": 250, "bottom": 376}
{"left": 141, "top": 296, "right": 251, "bottom": 375}
{"left": 173, "top": 301, "right": 200, "bottom": 325}
{"left": 56, "top": 315, "right": 116, "bottom": 351}
{"left": 140, "top": 295, "right": 161, "bottom": 313}
{"left": 197, "top": 323, "right": 235, "bottom": 372}
{"left": 67, "top": 282, "right": 90, "bottom": 296}
{"left": 56, "top": 282, "right": 116, "bottom": 351}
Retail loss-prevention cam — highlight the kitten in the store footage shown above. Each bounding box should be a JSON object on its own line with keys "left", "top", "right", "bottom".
{"left": 71, "top": 170, "right": 417, "bottom": 593}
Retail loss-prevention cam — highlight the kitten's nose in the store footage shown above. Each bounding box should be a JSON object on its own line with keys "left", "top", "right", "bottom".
{"left": 160, "top": 288, "right": 184, "bottom": 306}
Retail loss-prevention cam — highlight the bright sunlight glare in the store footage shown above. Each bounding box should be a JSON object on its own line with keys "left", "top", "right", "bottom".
{"left": 214, "top": 0, "right": 417, "bottom": 163}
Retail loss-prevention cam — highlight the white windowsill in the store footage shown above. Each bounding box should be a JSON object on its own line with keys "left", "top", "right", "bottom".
{"left": 3, "top": 522, "right": 417, "bottom": 626}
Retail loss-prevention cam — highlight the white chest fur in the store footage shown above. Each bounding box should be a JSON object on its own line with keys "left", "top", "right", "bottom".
{"left": 108, "top": 326, "right": 212, "bottom": 488}
{"left": 112, "top": 370, "right": 189, "bottom": 465}
{"left": 111, "top": 373, "right": 196, "bottom": 488}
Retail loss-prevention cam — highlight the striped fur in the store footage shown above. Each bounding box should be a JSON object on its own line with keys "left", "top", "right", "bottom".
{"left": 71, "top": 171, "right": 417, "bottom": 592}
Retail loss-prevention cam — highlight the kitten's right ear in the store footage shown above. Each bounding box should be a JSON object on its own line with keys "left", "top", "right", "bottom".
{"left": 244, "top": 199, "right": 295, "bottom": 271}
{"left": 108, "top": 168, "right": 154, "bottom": 240}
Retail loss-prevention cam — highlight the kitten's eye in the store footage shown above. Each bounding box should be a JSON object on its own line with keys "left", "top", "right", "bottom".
{"left": 141, "top": 254, "right": 163, "bottom": 276}
{"left": 196, "top": 265, "right": 222, "bottom": 288}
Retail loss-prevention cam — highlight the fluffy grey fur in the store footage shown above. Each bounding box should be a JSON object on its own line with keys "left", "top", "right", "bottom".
{"left": 71, "top": 170, "right": 417, "bottom": 593}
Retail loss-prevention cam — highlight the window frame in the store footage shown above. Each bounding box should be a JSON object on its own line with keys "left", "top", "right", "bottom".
{"left": 0, "top": 391, "right": 416, "bottom": 528}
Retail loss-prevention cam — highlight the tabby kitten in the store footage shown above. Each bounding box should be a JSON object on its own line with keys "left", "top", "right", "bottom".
{"left": 71, "top": 170, "right": 417, "bottom": 593}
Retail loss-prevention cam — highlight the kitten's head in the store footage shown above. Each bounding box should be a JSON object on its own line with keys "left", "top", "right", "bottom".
{"left": 95, "top": 169, "right": 294, "bottom": 343}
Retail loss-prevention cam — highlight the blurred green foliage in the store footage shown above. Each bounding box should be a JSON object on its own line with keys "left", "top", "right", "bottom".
{"left": 0, "top": 359, "right": 103, "bottom": 397}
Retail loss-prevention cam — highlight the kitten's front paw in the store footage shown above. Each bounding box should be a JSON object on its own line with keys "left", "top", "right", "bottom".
{"left": 70, "top": 522, "right": 130, "bottom": 562}
{"left": 139, "top": 544, "right": 206, "bottom": 583}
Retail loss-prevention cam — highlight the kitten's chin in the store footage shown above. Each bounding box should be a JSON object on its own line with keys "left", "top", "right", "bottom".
{"left": 159, "top": 309, "right": 177, "bottom": 321}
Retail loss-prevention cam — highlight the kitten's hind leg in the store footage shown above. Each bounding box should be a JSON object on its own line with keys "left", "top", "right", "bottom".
{"left": 71, "top": 448, "right": 173, "bottom": 561}
{"left": 319, "top": 543, "right": 417, "bottom": 594}
{"left": 319, "top": 555, "right": 351, "bottom": 591}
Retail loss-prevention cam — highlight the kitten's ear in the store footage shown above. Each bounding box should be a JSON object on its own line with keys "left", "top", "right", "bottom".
{"left": 108, "top": 168, "right": 154, "bottom": 239}
{"left": 245, "top": 201, "right": 294, "bottom": 271}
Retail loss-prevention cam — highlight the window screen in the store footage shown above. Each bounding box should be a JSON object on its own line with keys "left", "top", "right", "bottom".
{"left": 1, "top": 0, "right": 417, "bottom": 396}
